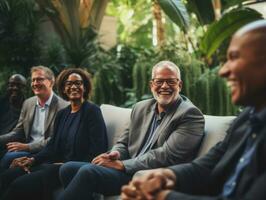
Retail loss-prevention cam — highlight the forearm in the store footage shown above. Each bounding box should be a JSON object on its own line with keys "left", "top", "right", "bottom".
{"left": 0, "top": 131, "right": 25, "bottom": 145}
{"left": 28, "top": 136, "right": 52, "bottom": 153}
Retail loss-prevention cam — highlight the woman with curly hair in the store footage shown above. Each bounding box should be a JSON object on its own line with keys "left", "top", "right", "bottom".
{"left": 0, "top": 68, "right": 108, "bottom": 200}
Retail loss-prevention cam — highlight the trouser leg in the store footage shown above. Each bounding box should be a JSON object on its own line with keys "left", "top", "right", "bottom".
{"left": 58, "top": 163, "right": 132, "bottom": 200}
{"left": 1, "top": 164, "right": 61, "bottom": 200}
{"left": 59, "top": 161, "right": 88, "bottom": 187}
{"left": 0, "top": 151, "right": 31, "bottom": 169}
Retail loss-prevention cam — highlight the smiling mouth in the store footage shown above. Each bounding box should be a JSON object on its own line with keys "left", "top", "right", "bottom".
{"left": 69, "top": 90, "right": 81, "bottom": 95}
{"left": 227, "top": 80, "right": 238, "bottom": 90}
{"left": 158, "top": 90, "right": 173, "bottom": 95}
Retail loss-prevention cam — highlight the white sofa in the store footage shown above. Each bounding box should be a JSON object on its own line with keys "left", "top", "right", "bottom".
{"left": 99, "top": 104, "right": 235, "bottom": 200}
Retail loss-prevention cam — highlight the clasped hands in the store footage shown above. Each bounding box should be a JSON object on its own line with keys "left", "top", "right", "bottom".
{"left": 9, "top": 156, "right": 34, "bottom": 174}
{"left": 92, "top": 151, "right": 125, "bottom": 171}
{"left": 121, "top": 168, "right": 176, "bottom": 200}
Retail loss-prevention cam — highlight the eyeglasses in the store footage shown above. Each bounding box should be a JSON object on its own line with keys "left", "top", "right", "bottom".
{"left": 31, "top": 77, "right": 47, "bottom": 83}
{"left": 152, "top": 78, "right": 179, "bottom": 86}
{"left": 64, "top": 80, "right": 83, "bottom": 88}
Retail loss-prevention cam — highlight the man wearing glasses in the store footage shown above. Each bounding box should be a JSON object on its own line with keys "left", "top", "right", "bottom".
{"left": 0, "top": 66, "right": 68, "bottom": 170}
{"left": 57, "top": 61, "right": 205, "bottom": 200}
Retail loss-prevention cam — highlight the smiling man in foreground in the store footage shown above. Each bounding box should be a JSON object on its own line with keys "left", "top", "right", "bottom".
{"left": 121, "top": 20, "right": 266, "bottom": 200}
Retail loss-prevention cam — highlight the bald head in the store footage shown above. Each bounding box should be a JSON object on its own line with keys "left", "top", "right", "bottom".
{"left": 7, "top": 74, "right": 27, "bottom": 104}
{"left": 234, "top": 20, "right": 266, "bottom": 57}
{"left": 235, "top": 20, "right": 266, "bottom": 37}
{"left": 9, "top": 74, "right": 27, "bottom": 86}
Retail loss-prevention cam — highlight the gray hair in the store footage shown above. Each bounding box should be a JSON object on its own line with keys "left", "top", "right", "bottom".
{"left": 151, "top": 61, "right": 181, "bottom": 80}
{"left": 31, "top": 66, "right": 55, "bottom": 83}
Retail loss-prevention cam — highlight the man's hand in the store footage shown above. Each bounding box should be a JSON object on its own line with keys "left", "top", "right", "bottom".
{"left": 121, "top": 168, "right": 176, "bottom": 200}
{"left": 10, "top": 156, "right": 34, "bottom": 173}
{"left": 6, "top": 142, "right": 29, "bottom": 152}
{"left": 92, "top": 151, "right": 124, "bottom": 170}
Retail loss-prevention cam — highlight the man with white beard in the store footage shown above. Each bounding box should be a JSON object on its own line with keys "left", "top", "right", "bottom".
{"left": 57, "top": 61, "right": 205, "bottom": 200}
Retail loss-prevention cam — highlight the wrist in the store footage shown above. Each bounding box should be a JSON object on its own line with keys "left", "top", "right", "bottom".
{"left": 155, "top": 190, "right": 171, "bottom": 200}
{"left": 25, "top": 144, "right": 30, "bottom": 151}
{"left": 29, "top": 157, "right": 35, "bottom": 166}
{"left": 118, "top": 161, "right": 125, "bottom": 171}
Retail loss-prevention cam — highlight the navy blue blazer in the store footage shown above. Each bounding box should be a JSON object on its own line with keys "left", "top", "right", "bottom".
{"left": 33, "top": 101, "right": 108, "bottom": 164}
{"left": 167, "top": 107, "right": 266, "bottom": 200}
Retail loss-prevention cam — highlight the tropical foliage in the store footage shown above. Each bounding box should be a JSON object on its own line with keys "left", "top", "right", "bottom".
{"left": 0, "top": 0, "right": 263, "bottom": 116}
{"left": 36, "top": 0, "right": 108, "bottom": 67}
{"left": 0, "top": 0, "right": 42, "bottom": 74}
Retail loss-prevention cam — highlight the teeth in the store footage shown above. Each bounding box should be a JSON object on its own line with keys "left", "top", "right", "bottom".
{"left": 159, "top": 92, "right": 171, "bottom": 95}
{"left": 226, "top": 81, "right": 236, "bottom": 88}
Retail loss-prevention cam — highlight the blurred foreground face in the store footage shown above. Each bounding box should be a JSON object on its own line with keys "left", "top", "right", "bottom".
{"left": 219, "top": 31, "right": 266, "bottom": 110}
{"left": 31, "top": 69, "right": 53, "bottom": 99}
{"left": 150, "top": 66, "right": 182, "bottom": 107}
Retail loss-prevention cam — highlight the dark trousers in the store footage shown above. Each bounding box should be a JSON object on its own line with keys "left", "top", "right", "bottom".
{"left": 0, "top": 151, "right": 30, "bottom": 169}
{"left": 58, "top": 162, "right": 132, "bottom": 200}
{"left": 0, "top": 164, "right": 61, "bottom": 200}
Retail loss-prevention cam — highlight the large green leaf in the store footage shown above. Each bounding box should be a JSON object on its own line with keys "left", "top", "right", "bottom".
{"left": 186, "top": 0, "right": 214, "bottom": 25}
{"left": 157, "top": 0, "right": 190, "bottom": 32}
{"left": 200, "top": 8, "right": 263, "bottom": 58}
{"left": 223, "top": 0, "right": 250, "bottom": 9}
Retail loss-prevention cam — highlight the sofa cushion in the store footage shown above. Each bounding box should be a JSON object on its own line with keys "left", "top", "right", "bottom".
{"left": 197, "top": 115, "right": 235, "bottom": 157}
{"left": 100, "top": 104, "right": 235, "bottom": 156}
{"left": 100, "top": 104, "right": 132, "bottom": 149}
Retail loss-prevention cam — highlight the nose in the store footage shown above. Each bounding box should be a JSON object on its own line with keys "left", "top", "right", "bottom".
{"left": 12, "top": 85, "right": 18, "bottom": 90}
{"left": 218, "top": 62, "right": 230, "bottom": 78}
{"left": 161, "top": 81, "right": 170, "bottom": 88}
{"left": 70, "top": 83, "right": 78, "bottom": 89}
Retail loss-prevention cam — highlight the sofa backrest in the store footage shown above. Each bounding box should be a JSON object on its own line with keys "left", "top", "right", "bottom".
{"left": 197, "top": 115, "right": 235, "bottom": 157}
{"left": 100, "top": 104, "right": 132, "bottom": 149}
{"left": 100, "top": 104, "right": 235, "bottom": 156}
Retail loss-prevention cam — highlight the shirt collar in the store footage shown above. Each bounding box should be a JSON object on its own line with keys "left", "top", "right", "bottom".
{"left": 249, "top": 107, "right": 266, "bottom": 131}
{"left": 154, "top": 96, "right": 181, "bottom": 116}
{"left": 36, "top": 91, "right": 54, "bottom": 107}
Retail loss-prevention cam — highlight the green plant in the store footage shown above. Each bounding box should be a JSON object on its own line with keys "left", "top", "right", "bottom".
{"left": 0, "top": 0, "right": 42, "bottom": 74}
{"left": 36, "top": 0, "right": 108, "bottom": 68}
{"left": 200, "top": 8, "right": 263, "bottom": 58}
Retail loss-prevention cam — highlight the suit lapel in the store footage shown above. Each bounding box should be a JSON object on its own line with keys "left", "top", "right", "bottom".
{"left": 149, "top": 98, "right": 182, "bottom": 148}
{"left": 26, "top": 102, "right": 36, "bottom": 138}
{"left": 136, "top": 104, "right": 155, "bottom": 151}
{"left": 214, "top": 123, "right": 251, "bottom": 175}
{"left": 44, "top": 95, "right": 58, "bottom": 136}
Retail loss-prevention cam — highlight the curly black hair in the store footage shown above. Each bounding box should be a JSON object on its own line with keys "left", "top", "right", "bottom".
{"left": 56, "top": 68, "right": 92, "bottom": 101}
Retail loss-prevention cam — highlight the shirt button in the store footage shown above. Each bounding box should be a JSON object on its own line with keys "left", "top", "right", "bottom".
{"left": 240, "top": 158, "right": 245, "bottom": 163}
{"left": 232, "top": 182, "right": 236, "bottom": 186}
{"left": 251, "top": 133, "right": 257, "bottom": 139}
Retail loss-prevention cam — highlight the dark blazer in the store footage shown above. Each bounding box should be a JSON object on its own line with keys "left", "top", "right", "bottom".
{"left": 0, "top": 94, "right": 68, "bottom": 152}
{"left": 33, "top": 101, "right": 108, "bottom": 164}
{"left": 167, "top": 107, "right": 266, "bottom": 200}
{"left": 0, "top": 96, "right": 22, "bottom": 136}
{"left": 112, "top": 96, "right": 205, "bottom": 174}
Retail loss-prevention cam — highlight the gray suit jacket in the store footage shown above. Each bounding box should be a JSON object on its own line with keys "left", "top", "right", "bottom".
{"left": 111, "top": 96, "right": 205, "bottom": 174}
{"left": 0, "top": 94, "right": 68, "bottom": 153}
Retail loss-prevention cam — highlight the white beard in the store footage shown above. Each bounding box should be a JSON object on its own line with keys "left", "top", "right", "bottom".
{"left": 152, "top": 90, "right": 179, "bottom": 106}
